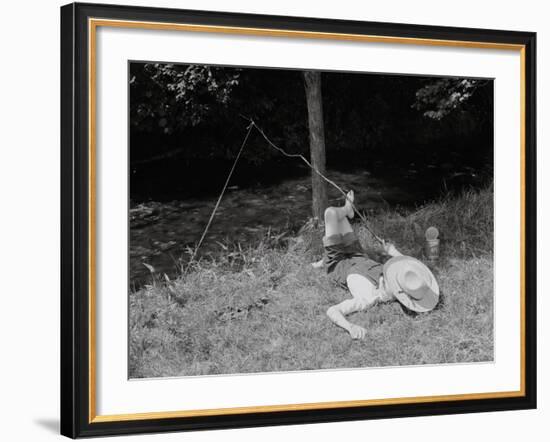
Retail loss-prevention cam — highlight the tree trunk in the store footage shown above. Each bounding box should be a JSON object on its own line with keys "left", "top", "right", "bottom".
{"left": 303, "top": 71, "right": 328, "bottom": 221}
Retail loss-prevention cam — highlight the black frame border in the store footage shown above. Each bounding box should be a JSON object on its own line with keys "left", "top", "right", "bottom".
{"left": 60, "top": 2, "right": 537, "bottom": 438}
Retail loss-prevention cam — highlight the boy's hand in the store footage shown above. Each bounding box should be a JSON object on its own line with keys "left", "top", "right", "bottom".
{"left": 383, "top": 240, "right": 403, "bottom": 257}
{"left": 348, "top": 324, "right": 367, "bottom": 340}
{"left": 382, "top": 240, "right": 397, "bottom": 255}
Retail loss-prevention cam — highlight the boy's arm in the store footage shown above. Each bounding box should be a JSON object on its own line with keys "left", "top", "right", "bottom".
{"left": 326, "top": 299, "right": 368, "bottom": 339}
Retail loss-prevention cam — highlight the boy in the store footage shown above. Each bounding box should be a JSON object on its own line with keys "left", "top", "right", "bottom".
{"left": 313, "top": 191, "right": 439, "bottom": 339}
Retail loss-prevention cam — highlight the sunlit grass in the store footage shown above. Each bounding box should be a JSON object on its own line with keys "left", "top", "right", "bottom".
{"left": 129, "top": 184, "right": 493, "bottom": 378}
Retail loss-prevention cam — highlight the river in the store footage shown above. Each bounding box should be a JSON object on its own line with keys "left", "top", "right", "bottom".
{"left": 129, "top": 169, "right": 435, "bottom": 288}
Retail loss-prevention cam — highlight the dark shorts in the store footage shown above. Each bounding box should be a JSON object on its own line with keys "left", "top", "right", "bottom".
{"left": 323, "top": 232, "right": 384, "bottom": 288}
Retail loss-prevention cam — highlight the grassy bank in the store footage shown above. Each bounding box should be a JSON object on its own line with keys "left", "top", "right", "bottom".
{"left": 129, "top": 185, "right": 493, "bottom": 378}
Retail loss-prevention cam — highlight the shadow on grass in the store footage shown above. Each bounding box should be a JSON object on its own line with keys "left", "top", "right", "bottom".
{"left": 398, "top": 290, "right": 447, "bottom": 318}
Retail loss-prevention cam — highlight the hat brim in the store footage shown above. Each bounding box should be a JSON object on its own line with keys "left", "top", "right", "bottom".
{"left": 383, "top": 256, "right": 439, "bottom": 313}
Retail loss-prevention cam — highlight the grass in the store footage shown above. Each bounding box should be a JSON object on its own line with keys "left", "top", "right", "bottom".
{"left": 129, "top": 184, "right": 494, "bottom": 378}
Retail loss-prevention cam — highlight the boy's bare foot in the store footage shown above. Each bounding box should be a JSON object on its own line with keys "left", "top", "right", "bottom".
{"left": 344, "top": 190, "right": 355, "bottom": 219}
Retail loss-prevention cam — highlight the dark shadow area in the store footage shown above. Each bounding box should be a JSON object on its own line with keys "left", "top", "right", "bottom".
{"left": 130, "top": 63, "right": 493, "bottom": 204}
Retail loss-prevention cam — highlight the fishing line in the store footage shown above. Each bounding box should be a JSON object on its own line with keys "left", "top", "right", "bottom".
{"left": 183, "top": 122, "right": 254, "bottom": 274}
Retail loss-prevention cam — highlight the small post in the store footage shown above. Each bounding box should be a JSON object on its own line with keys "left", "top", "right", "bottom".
{"left": 425, "top": 226, "right": 440, "bottom": 262}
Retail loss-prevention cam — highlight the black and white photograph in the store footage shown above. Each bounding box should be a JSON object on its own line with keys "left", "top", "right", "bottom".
{"left": 128, "top": 62, "right": 494, "bottom": 378}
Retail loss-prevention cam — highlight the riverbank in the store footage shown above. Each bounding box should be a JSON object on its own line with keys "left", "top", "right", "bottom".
{"left": 129, "top": 184, "right": 493, "bottom": 378}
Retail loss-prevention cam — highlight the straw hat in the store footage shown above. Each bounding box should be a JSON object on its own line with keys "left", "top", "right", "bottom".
{"left": 383, "top": 256, "right": 440, "bottom": 313}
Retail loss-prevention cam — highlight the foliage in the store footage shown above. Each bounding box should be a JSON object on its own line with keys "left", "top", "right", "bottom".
{"left": 360, "top": 184, "right": 494, "bottom": 259}
{"left": 130, "top": 63, "right": 241, "bottom": 133}
{"left": 130, "top": 63, "right": 493, "bottom": 171}
{"left": 412, "top": 78, "right": 488, "bottom": 120}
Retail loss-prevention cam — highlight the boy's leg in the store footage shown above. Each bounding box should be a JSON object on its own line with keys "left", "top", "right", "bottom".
{"left": 324, "top": 207, "right": 349, "bottom": 236}
{"left": 338, "top": 215, "right": 354, "bottom": 235}
{"left": 323, "top": 190, "right": 355, "bottom": 237}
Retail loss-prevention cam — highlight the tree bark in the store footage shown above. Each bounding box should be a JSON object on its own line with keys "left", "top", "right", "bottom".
{"left": 303, "top": 71, "right": 328, "bottom": 221}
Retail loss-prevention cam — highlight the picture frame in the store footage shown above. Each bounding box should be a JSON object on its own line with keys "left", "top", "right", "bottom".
{"left": 60, "top": 2, "right": 537, "bottom": 438}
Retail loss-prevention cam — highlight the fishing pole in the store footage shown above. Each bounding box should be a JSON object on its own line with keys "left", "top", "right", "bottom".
{"left": 185, "top": 120, "right": 385, "bottom": 273}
